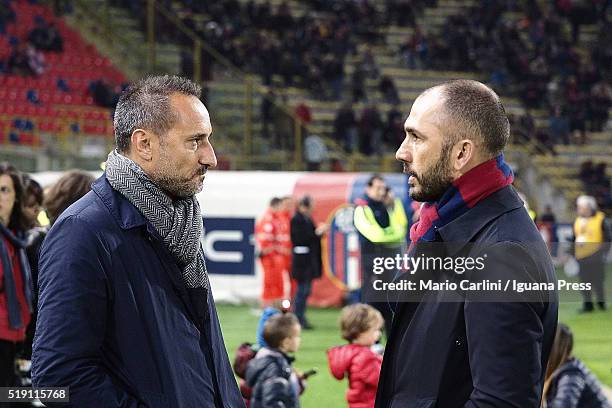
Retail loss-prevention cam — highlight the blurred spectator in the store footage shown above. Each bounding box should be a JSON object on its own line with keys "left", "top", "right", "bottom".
{"left": 90, "top": 80, "right": 118, "bottom": 109}
{"left": 272, "top": 95, "right": 295, "bottom": 150}
{"left": 400, "top": 26, "right": 428, "bottom": 69}
{"left": 359, "top": 49, "right": 379, "bottom": 79}
{"left": 294, "top": 99, "right": 312, "bottom": 142}
{"left": 539, "top": 203, "right": 557, "bottom": 224}
{"left": 0, "top": 0, "right": 16, "bottom": 33}
{"left": 28, "top": 19, "right": 64, "bottom": 52}
{"left": 330, "top": 157, "right": 345, "bottom": 172}
{"left": 358, "top": 105, "right": 383, "bottom": 156}
{"left": 383, "top": 104, "right": 404, "bottom": 150}
{"left": 548, "top": 106, "right": 570, "bottom": 145}
{"left": 21, "top": 175, "right": 43, "bottom": 230}
{"left": 294, "top": 100, "right": 312, "bottom": 127}
{"left": 8, "top": 42, "right": 45, "bottom": 76}
{"left": 350, "top": 61, "right": 367, "bottom": 103}
{"left": 378, "top": 75, "right": 400, "bottom": 105}
{"left": 334, "top": 103, "right": 358, "bottom": 152}
{"left": 589, "top": 81, "right": 611, "bottom": 132}
{"left": 304, "top": 134, "right": 328, "bottom": 171}
{"left": 261, "top": 88, "right": 276, "bottom": 140}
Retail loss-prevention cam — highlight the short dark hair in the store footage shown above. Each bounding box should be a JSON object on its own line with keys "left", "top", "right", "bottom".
{"left": 263, "top": 313, "right": 300, "bottom": 349}
{"left": 113, "top": 75, "right": 202, "bottom": 153}
{"left": 298, "top": 195, "right": 311, "bottom": 208}
{"left": 433, "top": 80, "right": 510, "bottom": 157}
{"left": 367, "top": 174, "right": 385, "bottom": 187}
{"left": 44, "top": 170, "right": 95, "bottom": 224}
{"left": 269, "top": 197, "right": 282, "bottom": 207}
{"left": 0, "top": 162, "right": 28, "bottom": 232}
{"left": 22, "top": 174, "right": 43, "bottom": 206}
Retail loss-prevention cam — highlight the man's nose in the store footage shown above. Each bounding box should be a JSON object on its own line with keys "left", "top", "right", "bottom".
{"left": 396, "top": 139, "right": 412, "bottom": 163}
{"left": 199, "top": 144, "right": 217, "bottom": 169}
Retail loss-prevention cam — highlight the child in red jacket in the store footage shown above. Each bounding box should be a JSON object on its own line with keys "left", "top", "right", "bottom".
{"left": 327, "top": 304, "right": 384, "bottom": 408}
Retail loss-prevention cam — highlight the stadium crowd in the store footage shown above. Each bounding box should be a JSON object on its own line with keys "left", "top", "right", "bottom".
{"left": 401, "top": 0, "right": 611, "bottom": 145}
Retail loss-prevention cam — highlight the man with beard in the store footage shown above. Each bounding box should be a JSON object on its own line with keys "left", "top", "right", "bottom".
{"left": 32, "top": 76, "right": 244, "bottom": 407}
{"left": 374, "top": 80, "right": 558, "bottom": 407}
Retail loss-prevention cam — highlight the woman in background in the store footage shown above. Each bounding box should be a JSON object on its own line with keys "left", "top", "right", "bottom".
{"left": 0, "top": 163, "right": 33, "bottom": 387}
{"left": 542, "top": 323, "right": 611, "bottom": 407}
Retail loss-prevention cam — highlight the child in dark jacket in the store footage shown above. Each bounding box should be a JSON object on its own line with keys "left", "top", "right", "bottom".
{"left": 327, "top": 304, "right": 384, "bottom": 408}
{"left": 246, "top": 313, "right": 303, "bottom": 408}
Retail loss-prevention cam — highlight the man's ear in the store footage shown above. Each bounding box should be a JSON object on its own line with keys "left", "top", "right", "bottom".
{"left": 453, "top": 139, "right": 476, "bottom": 172}
{"left": 130, "top": 129, "right": 154, "bottom": 162}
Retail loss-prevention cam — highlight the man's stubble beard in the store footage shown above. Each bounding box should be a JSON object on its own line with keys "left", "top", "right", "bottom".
{"left": 150, "top": 147, "right": 203, "bottom": 199}
{"left": 408, "top": 142, "right": 454, "bottom": 203}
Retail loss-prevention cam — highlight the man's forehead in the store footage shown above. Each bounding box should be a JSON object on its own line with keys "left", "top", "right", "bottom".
{"left": 405, "top": 88, "right": 445, "bottom": 130}
{"left": 171, "top": 93, "right": 212, "bottom": 133}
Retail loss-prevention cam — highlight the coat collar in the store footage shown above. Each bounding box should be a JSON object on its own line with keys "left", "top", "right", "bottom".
{"left": 91, "top": 174, "right": 151, "bottom": 232}
{"left": 436, "top": 185, "right": 524, "bottom": 254}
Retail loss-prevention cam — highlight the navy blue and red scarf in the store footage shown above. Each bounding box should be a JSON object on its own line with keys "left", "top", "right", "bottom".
{"left": 409, "top": 154, "right": 514, "bottom": 246}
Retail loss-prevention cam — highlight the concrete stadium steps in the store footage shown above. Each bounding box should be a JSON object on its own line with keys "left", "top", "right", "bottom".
{"left": 69, "top": 0, "right": 182, "bottom": 77}
{"left": 532, "top": 144, "right": 612, "bottom": 204}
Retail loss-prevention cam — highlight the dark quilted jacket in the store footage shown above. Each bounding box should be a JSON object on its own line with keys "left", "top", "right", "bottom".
{"left": 546, "top": 358, "right": 612, "bottom": 408}
{"left": 246, "top": 348, "right": 299, "bottom": 408}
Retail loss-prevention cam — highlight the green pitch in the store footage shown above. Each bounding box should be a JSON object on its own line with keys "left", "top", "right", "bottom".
{"left": 217, "top": 267, "right": 611, "bottom": 407}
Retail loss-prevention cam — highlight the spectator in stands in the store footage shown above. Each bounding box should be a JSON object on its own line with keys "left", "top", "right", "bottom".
{"left": 358, "top": 104, "right": 383, "bottom": 156}
{"left": 548, "top": 106, "right": 570, "bottom": 145}
{"left": 261, "top": 88, "right": 276, "bottom": 141}
{"left": 304, "top": 134, "right": 327, "bottom": 171}
{"left": 0, "top": 163, "right": 33, "bottom": 388}
{"left": 272, "top": 95, "right": 295, "bottom": 150}
{"left": 579, "top": 161, "right": 594, "bottom": 183}
{"left": 400, "top": 26, "right": 428, "bottom": 69}
{"left": 360, "top": 48, "right": 379, "bottom": 79}
{"left": 330, "top": 157, "right": 344, "bottom": 172}
{"left": 384, "top": 104, "right": 404, "bottom": 150}
{"left": 334, "top": 102, "right": 358, "bottom": 152}
{"left": 90, "top": 79, "right": 118, "bottom": 109}
{"left": 28, "top": 18, "right": 64, "bottom": 52}
{"left": 294, "top": 99, "right": 312, "bottom": 127}
{"left": 542, "top": 323, "right": 612, "bottom": 408}
{"left": 350, "top": 60, "right": 367, "bottom": 103}
{"left": 379, "top": 75, "right": 400, "bottom": 105}
{"left": 7, "top": 43, "right": 31, "bottom": 76}
{"left": 0, "top": 0, "right": 15, "bottom": 33}
{"left": 322, "top": 53, "right": 345, "bottom": 100}
{"left": 327, "top": 303, "right": 384, "bottom": 408}
{"left": 589, "top": 81, "right": 611, "bottom": 132}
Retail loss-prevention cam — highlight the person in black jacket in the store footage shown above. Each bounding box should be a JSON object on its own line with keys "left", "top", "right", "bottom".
{"left": 290, "top": 196, "right": 328, "bottom": 329}
{"left": 542, "top": 323, "right": 611, "bottom": 408}
{"left": 246, "top": 313, "right": 303, "bottom": 408}
{"left": 375, "top": 80, "right": 558, "bottom": 407}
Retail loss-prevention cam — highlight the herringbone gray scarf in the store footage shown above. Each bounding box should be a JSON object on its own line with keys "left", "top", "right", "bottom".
{"left": 105, "top": 150, "right": 208, "bottom": 289}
